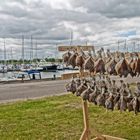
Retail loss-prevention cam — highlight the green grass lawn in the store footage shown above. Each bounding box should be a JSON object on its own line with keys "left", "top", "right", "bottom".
{"left": 0, "top": 94, "right": 140, "bottom": 140}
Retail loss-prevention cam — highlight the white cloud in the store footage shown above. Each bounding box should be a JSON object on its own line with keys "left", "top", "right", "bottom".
{"left": 46, "top": 0, "right": 87, "bottom": 13}
{"left": 0, "top": 0, "right": 140, "bottom": 59}
{"left": 46, "top": 0, "right": 72, "bottom": 10}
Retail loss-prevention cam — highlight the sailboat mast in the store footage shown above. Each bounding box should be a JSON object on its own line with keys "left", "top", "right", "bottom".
{"left": 133, "top": 41, "right": 136, "bottom": 52}
{"left": 30, "top": 35, "right": 33, "bottom": 64}
{"left": 117, "top": 40, "right": 120, "bottom": 52}
{"left": 35, "top": 40, "right": 38, "bottom": 63}
{"left": 124, "top": 39, "right": 127, "bottom": 52}
{"left": 70, "top": 30, "right": 73, "bottom": 46}
{"left": 11, "top": 47, "right": 13, "bottom": 65}
{"left": 3, "top": 38, "right": 6, "bottom": 65}
{"left": 22, "top": 35, "right": 24, "bottom": 64}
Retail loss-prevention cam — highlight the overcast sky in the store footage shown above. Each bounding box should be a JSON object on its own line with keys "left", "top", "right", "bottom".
{"left": 0, "top": 0, "right": 140, "bottom": 60}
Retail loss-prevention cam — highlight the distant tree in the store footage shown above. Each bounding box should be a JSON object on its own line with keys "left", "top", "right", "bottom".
{"left": 49, "top": 58, "right": 55, "bottom": 62}
{"left": 45, "top": 58, "right": 48, "bottom": 62}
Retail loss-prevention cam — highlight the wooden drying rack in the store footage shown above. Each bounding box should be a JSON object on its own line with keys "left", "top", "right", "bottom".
{"left": 58, "top": 45, "right": 126, "bottom": 140}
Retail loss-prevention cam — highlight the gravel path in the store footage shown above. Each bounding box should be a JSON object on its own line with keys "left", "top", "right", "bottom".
{"left": 0, "top": 80, "right": 68, "bottom": 103}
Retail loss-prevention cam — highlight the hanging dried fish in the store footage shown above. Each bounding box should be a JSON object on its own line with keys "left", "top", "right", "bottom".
{"left": 132, "top": 96, "right": 140, "bottom": 115}
{"left": 68, "top": 52, "right": 78, "bottom": 68}
{"left": 127, "top": 96, "right": 133, "bottom": 112}
{"left": 120, "top": 95, "right": 127, "bottom": 112}
{"left": 65, "top": 79, "right": 76, "bottom": 94}
{"left": 84, "top": 56, "right": 94, "bottom": 72}
{"left": 62, "top": 51, "right": 72, "bottom": 65}
{"left": 105, "top": 94, "right": 114, "bottom": 111}
{"left": 76, "top": 55, "right": 85, "bottom": 68}
{"left": 89, "top": 85, "right": 100, "bottom": 104}
{"left": 96, "top": 93, "right": 106, "bottom": 107}
{"left": 65, "top": 72, "right": 140, "bottom": 115}
{"left": 81, "top": 86, "right": 93, "bottom": 100}
{"left": 75, "top": 83, "right": 87, "bottom": 96}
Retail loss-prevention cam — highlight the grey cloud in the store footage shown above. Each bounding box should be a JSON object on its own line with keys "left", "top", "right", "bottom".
{"left": 0, "top": 0, "right": 140, "bottom": 59}
{"left": 72, "top": 0, "right": 140, "bottom": 18}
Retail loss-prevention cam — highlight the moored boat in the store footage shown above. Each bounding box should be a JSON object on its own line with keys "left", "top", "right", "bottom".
{"left": 38, "top": 59, "right": 58, "bottom": 72}
{"left": 0, "top": 65, "right": 7, "bottom": 73}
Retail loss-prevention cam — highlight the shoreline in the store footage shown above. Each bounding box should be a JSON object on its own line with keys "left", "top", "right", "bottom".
{"left": 0, "top": 77, "right": 61, "bottom": 84}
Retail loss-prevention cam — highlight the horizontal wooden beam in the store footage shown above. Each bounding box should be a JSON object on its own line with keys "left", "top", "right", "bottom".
{"left": 58, "top": 45, "right": 94, "bottom": 52}
{"left": 92, "top": 135, "right": 126, "bottom": 140}
{"left": 61, "top": 71, "right": 89, "bottom": 80}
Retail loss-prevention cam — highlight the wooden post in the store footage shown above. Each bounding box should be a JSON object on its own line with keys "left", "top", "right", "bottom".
{"left": 79, "top": 67, "right": 105, "bottom": 140}
{"left": 79, "top": 68, "right": 90, "bottom": 140}
{"left": 80, "top": 100, "right": 90, "bottom": 140}
{"left": 21, "top": 74, "right": 24, "bottom": 83}
{"left": 39, "top": 73, "right": 41, "bottom": 79}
